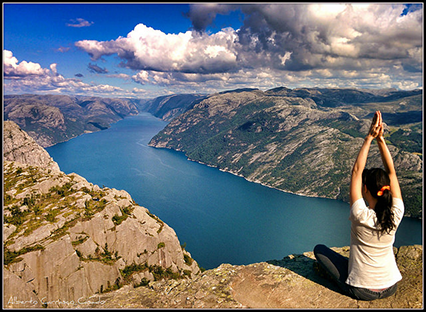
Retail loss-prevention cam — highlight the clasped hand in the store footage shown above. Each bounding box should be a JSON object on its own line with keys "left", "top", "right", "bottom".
{"left": 368, "top": 111, "right": 384, "bottom": 139}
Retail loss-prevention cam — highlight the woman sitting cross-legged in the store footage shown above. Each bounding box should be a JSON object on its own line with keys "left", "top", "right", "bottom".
{"left": 314, "top": 111, "right": 404, "bottom": 301}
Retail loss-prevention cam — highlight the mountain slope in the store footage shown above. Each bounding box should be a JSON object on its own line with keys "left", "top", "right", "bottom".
{"left": 4, "top": 94, "right": 142, "bottom": 147}
{"left": 149, "top": 88, "right": 422, "bottom": 218}
{"left": 4, "top": 93, "right": 206, "bottom": 147}
{"left": 140, "top": 93, "right": 207, "bottom": 121}
{"left": 3, "top": 120, "right": 60, "bottom": 172}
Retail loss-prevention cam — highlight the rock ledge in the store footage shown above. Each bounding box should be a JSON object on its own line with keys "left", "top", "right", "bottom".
{"left": 84, "top": 245, "right": 423, "bottom": 309}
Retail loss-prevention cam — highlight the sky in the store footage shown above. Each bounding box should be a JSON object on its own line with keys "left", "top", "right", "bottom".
{"left": 3, "top": 2, "right": 424, "bottom": 99}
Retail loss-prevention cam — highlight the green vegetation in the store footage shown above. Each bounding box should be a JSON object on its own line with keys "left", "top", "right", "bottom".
{"left": 112, "top": 206, "right": 134, "bottom": 225}
{"left": 157, "top": 242, "right": 165, "bottom": 249}
{"left": 387, "top": 124, "right": 422, "bottom": 155}
{"left": 120, "top": 261, "right": 187, "bottom": 288}
{"left": 4, "top": 244, "right": 45, "bottom": 266}
{"left": 184, "top": 253, "right": 194, "bottom": 266}
{"left": 147, "top": 211, "right": 164, "bottom": 233}
{"left": 3, "top": 163, "right": 112, "bottom": 243}
{"left": 72, "top": 235, "right": 88, "bottom": 246}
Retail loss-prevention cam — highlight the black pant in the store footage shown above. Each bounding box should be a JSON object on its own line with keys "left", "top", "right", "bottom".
{"left": 313, "top": 244, "right": 397, "bottom": 301}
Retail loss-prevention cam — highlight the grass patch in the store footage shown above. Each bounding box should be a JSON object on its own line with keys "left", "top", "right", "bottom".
{"left": 4, "top": 244, "right": 45, "bottom": 266}
{"left": 146, "top": 211, "right": 164, "bottom": 233}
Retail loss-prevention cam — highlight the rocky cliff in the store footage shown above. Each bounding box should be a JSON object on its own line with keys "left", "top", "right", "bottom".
{"left": 149, "top": 87, "right": 423, "bottom": 218}
{"left": 3, "top": 120, "right": 60, "bottom": 172}
{"left": 3, "top": 121, "right": 200, "bottom": 308}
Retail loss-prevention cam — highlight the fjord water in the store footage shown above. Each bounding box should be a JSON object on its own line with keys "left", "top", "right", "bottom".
{"left": 47, "top": 113, "right": 422, "bottom": 269}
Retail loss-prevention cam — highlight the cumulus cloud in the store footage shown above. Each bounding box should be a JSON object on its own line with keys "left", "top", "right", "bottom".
{"left": 185, "top": 3, "right": 239, "bottom": 32}
{"left": 76, "top": 23, "right": 239, "bottom": 74}
{"left": 233, "top": 3, "right": 423, "bottom": 73}
{"left": 4, "top": 50, "right": 50, "bottom": 78}
{"left": 3, "top": 50, "right": 125, "bottom": 96}
{"left": 74, "top": 3, "right": 422, "bottom": 92}
{"left": 5, "top": 3, "right": 422, "bottom": 98}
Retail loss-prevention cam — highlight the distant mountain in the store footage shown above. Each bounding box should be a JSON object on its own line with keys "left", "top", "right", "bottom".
{"left": 140, "top": 94, "right": 207, "bottom": 121}
{"left": 149, "top": 87, "right": 422, "bottom": 218}
{"left": 4, "top": 94, "right": 205, "bottom": 147}
{"left": 4, "top": 94, "right": 144, "bottom": 147}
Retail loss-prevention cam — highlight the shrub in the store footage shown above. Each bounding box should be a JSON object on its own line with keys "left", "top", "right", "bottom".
{"left": 157, "top": 242, "right": 165, "bottom": 249}
{"left": 184, "top": 254, "right": 193, "bottom": 266}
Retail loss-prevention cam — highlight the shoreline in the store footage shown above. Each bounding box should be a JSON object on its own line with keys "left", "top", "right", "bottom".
{"left": 186, "top": 156, "right": 344, "bottom": 200}
{"left": 180, "top": 154, "right": 421, "bottom": 220}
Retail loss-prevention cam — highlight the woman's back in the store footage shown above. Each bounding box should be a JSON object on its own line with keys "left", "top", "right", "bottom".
{"left": 346, "top": 197, "right": 404, "bottom": 288}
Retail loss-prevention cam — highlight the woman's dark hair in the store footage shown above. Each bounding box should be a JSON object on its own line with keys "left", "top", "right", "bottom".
{"left": 362, "top": 168, "right": 395, "bottom": 234}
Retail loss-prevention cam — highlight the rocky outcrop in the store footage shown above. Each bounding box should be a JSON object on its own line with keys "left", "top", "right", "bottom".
{"left": 3, "top": 120, "right": 60, "bottom": 172}
{"left": 3, "top": 124, "right": 200, "bottom": 308}
{"left": 67, "top": 245, "right": 422, "bottom": 309}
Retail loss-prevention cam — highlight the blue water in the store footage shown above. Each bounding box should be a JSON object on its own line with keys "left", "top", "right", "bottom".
{"left": 46, "top": 113, "right": 423, "bottom": 269}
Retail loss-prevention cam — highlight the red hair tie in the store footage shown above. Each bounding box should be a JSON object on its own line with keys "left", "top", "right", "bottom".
{"left": 377, "top": 185, "right": 390, "bottom": 197}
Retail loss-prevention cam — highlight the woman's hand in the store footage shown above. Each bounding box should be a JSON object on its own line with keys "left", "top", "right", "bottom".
{"left": 376, "top": 111, "right": 385, "bottom": 142}
{"left": 368, "top": 111, "right": 382, "bottom": 139}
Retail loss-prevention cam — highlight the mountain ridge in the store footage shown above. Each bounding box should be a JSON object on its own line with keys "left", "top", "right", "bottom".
{"left": 4, "top": 94, "right": 144, "bottom": 147}
{"left": 148, "top": 87, "right": 422, "bottom": 218}
{"left": 4, "top": 87, "right": 422, "bottom": 217}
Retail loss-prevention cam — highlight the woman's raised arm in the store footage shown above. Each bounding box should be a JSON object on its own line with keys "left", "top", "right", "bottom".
{"left": 349, "top": 112, "right": 381, "bottom": 206}
{"left": 375, "top": 111, "right": 402, "bottom": 200}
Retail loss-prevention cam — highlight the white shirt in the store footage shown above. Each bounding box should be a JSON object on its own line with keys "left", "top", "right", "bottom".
{"left": 346, "top": 197, "right": 404, "bottom": 288}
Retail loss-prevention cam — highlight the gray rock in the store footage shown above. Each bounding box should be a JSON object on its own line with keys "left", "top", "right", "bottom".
{"left": 87, "top": 245, "right": 422, "bottom": 309}
{"left": 3, "top": 120, "right": 60, "bottom": 172}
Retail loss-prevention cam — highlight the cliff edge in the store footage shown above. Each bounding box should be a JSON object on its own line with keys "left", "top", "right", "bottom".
{"left": 3, "top": 120, "right": 60, "bottom": 172}
{"left": 77, "top": 245, "right": 423, "bottom": 309}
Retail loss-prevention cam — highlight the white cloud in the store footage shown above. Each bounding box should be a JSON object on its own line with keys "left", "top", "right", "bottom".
{"left": 132, "top": 70, "right": 150, "bottom": 84}
{"left": 234, "top": 3, "right": 423, "bottom": 72}
{"left": 76, "top": 24, "right": 239, "bottom": 74}
{"left": 56, "top": 46, "right": 71, "bottom": 53}
{"left": 3, "top": 50, "right": 50, "bottom": 77}
{"left": 66, "top": 18, "right": 94, "bottom": 28}
{"left": 106, "top": 73, "right": 131, "bottom": 80}
{"left": 3, "top": 50, "right": 128, "bottom": 97}
{"left": 74, "top": 3, "right": 421, "bottom": 92}
{"left": 4, "top": 3, "right": 423, "bottom": 97}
